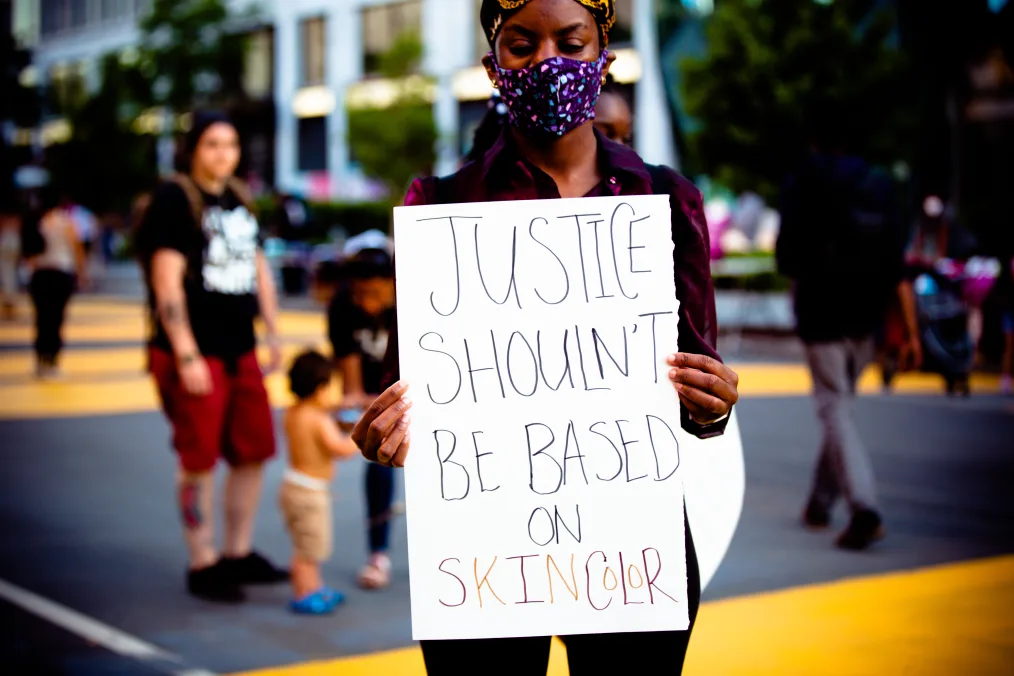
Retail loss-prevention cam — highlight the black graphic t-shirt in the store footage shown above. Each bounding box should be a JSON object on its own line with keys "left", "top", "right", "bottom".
{"left": 144, "top": 181, "right": 263, "bottom": 358}
{"left": 328, "top": 289, "right": 395, "bottom": 394}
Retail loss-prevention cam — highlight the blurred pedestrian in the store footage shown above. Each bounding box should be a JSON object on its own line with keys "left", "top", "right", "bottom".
{"left": 351, "top": 1, "right": 740, "bottom": 673}
{"left": 593, "top": 78, "right": 632, "bottom": 145}
{"left": 136, "top": 110, "right": 288, "bottom": 603}
{"left": 997, "top": 257, "right": 1014, "bottom": 395}
{"left": 326, "top": 230, "right": 398, "bottom": 590}
{"left": 0, "top": 206, "right": 21, "bottom": 321}
{"left": 23, "top": 189, "right": 88, "bottom": 379}
{"left": 59, "top": 195, "right": 98, "bottom": 290}
{"left": 777, "top": 112, "right": 920, "bottom": 550}
{"left": 280, "top": 350, "right": 359, "bottom": 614}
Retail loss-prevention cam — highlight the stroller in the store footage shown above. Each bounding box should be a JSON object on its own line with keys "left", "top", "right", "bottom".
{"left": 912, "top": 266, "right": 974, "bottom": 395}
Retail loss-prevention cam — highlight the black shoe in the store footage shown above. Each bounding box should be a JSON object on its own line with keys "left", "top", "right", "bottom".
{"left": 802, "top": 499, "right": 831, "bottom": 530}
{"left": 187, "top": 562, "right": 245, "bottom": 603}
{"left": 222, "top": 551, "right": 289, "bottom": 585}
{"left": 836, "top": 509, "right": 885, "bottom": 551}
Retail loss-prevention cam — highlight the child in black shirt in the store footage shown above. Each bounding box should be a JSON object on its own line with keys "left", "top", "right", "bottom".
{"left": 327, "top": 231, "right": 397, "bottom": 588}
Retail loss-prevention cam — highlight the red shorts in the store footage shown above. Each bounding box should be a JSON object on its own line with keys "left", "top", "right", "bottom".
{"left": 149, "top": 347, "right": 276, "bottom": 473}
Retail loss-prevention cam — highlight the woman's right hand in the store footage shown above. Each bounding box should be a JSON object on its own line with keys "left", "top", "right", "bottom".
{"left": 179, "top": 355, "right": 213, "bottom": 396}
{"left": 352, "top": 381, "right": 412, "bottom": 467}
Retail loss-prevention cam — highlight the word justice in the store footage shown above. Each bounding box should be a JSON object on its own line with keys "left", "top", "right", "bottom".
{"left": 418, "top": 202, "right": 660, "bottom": 317}
{"left": 417, "top": 310, "right": 677, "bottom": 406}
{"left": 435, "top": 547, "right": 681, "bottom": 611}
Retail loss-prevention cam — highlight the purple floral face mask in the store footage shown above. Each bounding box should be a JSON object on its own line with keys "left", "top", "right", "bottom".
{"left": 493, "top": 52, "right": 608, "bottom": 139}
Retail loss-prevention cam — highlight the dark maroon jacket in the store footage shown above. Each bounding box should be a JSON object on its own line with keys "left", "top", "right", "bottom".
{"left": 382, "top": 129, "right": 728, "bottom": 439}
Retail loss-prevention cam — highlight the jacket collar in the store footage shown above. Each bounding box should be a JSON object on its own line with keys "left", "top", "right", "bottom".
{"left": 477, "top": 126, "right": 653, "bottom": 194}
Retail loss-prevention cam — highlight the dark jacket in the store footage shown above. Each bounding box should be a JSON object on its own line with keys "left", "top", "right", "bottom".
{"left": 381, "top": 129, "right": 728, "bottom": 439}
{"left": 777, "top": 153, "right": 906, "bottom": 343}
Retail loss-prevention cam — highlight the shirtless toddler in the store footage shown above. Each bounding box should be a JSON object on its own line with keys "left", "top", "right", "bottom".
{"left": 281, "top": 350, "right": 359, "bottom": 614}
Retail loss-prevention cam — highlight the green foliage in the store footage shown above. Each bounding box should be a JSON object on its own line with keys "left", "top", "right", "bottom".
{"left": 138, "top": 0, "right": 250, "bottom": 111}
{"left": 679, "top": 0, "right": 917, "bottom": 202}
{"left": 47, "top": 54, "right": 158, "bottom": 214}
{"left": 255, "top": 197, "right": 393, "bottom": 241}
{"left": 347, "top": 32, "right": 438, "bottom": 199}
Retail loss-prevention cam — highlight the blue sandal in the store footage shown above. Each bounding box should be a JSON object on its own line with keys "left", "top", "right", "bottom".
{"left": 290, "top": 589, "right": 339, "bottom": 615}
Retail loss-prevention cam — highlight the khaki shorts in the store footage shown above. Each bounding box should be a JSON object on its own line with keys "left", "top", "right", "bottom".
{"left": 279, "top": 482, "right": 332, "bottom": 563}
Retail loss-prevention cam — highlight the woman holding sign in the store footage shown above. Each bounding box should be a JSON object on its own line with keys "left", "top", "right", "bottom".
{"left": 354, "top": 0, "right": 739, "bottom": 673}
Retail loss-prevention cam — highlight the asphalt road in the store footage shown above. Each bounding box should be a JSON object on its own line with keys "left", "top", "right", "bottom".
{"left": 1, "top": 391, "right": 1012, "bottom": 674}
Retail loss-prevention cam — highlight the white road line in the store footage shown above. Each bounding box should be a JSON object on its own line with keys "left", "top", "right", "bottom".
{"left": 0, "top": 577, "right": 217, "bottom": 676}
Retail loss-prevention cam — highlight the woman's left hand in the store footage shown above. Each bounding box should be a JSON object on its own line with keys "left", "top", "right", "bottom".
{"left": 667, "top": 353, "right": 740, "bottom": 424}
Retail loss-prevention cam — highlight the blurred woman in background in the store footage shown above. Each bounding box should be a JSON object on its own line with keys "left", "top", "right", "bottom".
{"left": 25, "top": 189, "right": 87, "bottom": 378}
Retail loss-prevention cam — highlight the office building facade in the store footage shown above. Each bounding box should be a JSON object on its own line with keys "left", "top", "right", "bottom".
{"left": 12, "top": 0, "right": 675, "bottom": 201}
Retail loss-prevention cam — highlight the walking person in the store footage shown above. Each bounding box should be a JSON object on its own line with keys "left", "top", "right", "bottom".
{"left": 351, "top": 1, "right": 740, "bottom": 673}
{"left": 327, "top": 231, "right": 398, "bottom": 589}
{"left": 23, "top": 191, "right": 87, "bottom": 378}
{"left": 0, "top": 205, "right": 21, "bottom": 321}
{"left": 777, "top": 114, "right": 921, "bottom": 550}
{"left": 137, "top": 111, "right": 288, "bottom": 602}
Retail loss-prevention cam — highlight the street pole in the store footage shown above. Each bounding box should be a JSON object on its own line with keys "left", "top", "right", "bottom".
{"left": 633, "top": 0, "right": 678, "bottom": 170}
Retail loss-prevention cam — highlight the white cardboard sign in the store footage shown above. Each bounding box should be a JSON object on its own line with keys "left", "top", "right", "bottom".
{"left": 394, "top": 195, "right": 690, "bottom": 641}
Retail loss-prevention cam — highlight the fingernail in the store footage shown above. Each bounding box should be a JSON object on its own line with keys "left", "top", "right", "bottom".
{"left": 669, "top": 368, "right": 679, "bottom": 380}
{"left": 666, "top": 354, "right": 677, "bottom": 364}
{"left": 402, "top": 396, "right": 413, "bottom": 406}
{"left": 401, "top": 414, "right": 411, "bottom": 426}
{"left": 674, "top": 382, "right": 683, "bottom": 392}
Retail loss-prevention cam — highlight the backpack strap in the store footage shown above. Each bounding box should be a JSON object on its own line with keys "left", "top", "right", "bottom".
{"left": 225, "top": 176, "right": 257, "bottom": 216}
{"left": 168, "top": 173, "right": 205, "bottom": 229}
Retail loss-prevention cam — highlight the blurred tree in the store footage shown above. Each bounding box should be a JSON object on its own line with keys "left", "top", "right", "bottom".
{"left": 138, "top": 0, "right": 249, "bottom": 113}
{"left": 46, "top": 54, "right": 158, "bottom": 214}
{"left": 1, "top": 33, "right": 41, "bottom": 206}
{"left": 347, "top": 31, "right": 438, "bottom": 201}
{"left": 679, "top": 0, "right": 917, "bottom": 202}
{"left": 137, "top": 0, "right": 254, "bottom": 175}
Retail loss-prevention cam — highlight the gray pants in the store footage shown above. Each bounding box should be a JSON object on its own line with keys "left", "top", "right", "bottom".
{"left": 805, "top": 338, "right": 878, "bottom": 514}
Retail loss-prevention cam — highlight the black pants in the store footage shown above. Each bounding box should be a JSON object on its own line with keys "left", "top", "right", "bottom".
{"left": 367, "top": 461, "right": 395, "bottom": 553}
{"left": 421, "top": 514, "right": 701, "bottom": 675}
{"left": 29, "top": 269, "right": 74, "bottom": 363}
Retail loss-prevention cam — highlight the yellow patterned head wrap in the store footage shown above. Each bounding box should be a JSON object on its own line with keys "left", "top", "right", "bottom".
{"left": 480, "top": 0, "right": 616, "bottom": 48}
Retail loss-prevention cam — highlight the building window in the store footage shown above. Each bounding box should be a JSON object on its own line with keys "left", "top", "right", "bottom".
{"left": 611, "top": 0, "right": 633, "bottom": 45}
{"left": 362, "top": 0, "right": 422, "bottom": 75}
{"left": 101, "top": 0, "right": 131, "bottom": 21}
{"left": 243, "top": 28, "right": 274, "bottom": 99}
{"left": 134, "top": 0, "right": 153, "bottom": 20}
{"left": 474, "top": 0, "right": 489, "bottom": 61}
{"left": 297, "top": 116, "right": 328, "bottom": 172}
{"left": 69, "top": 0, "right": 88, "bottom": 27}
{"left": 300, "top": 16, "right": 326, "bottom": 86}
{"left": 41, "top": 0, "right": 66, "bottom": 36}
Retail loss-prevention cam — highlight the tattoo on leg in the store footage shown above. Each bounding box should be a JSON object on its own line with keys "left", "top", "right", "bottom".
{"left": 180, "top": 481, "right": 203, "bottom": 529}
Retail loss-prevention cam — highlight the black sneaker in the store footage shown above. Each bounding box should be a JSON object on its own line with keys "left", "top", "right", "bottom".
{"left": 187, "top": 562, "right": 245, "bottom": 603}
{"left": 801, "top": 498, "right": 831, "bottom": 530}
{"left": 836, "top": 509, "right": 885, "bottom": 551}
{"left": 222, "top": 551, "right": 289, "bottom": 585}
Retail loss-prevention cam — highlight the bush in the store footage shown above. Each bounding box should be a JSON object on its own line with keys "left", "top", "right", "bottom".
{"left": 713, "top": 271, "right": 792, "bottom": 293}
{"left": 255, "top": 197, "right": 393, "bottom": 243}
